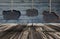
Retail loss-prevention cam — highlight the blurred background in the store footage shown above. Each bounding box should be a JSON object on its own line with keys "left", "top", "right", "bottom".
{"left": 0, "top": 0, "right": 60, "bottom": 23}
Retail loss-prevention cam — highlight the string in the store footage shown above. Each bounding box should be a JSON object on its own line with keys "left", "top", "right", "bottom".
{"left": 31, "top": 0, "right": 34, "bottom": 25}
{"left": 11, "top": 0, "right": 13, "bottom": 11}
{"left": 32, "top": 0, "right": 34, "bottom": 9}
{"left": 49, "top": 0, "right": 51, "bottom": 14}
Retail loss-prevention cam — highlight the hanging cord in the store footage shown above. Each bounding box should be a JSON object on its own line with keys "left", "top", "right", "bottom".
{"left": 32, "top": 0, "right": 34, "bottom": 9}
{"left": 11, "top": 0, "right": 13, "bottom": 11}
{"left": 49, "top": 0, "right": 51, "bottom": 14}
{"left": 32, "top": 0, "right": 34, "bottom": 24}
